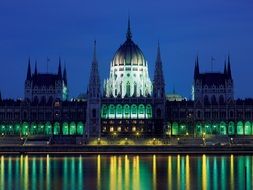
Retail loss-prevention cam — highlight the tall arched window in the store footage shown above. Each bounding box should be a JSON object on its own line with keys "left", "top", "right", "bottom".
{"left": 116, "top": 104, "right": 123, "bottom": 119}
{"left": 123, "top": 104, "right": 130, "bottom": 119}
{"left": 126, "top": 82, "right": 131, "bottom": 97}
{"left": 108, "top": 105, "right": 115, "bottom": 119}
{"left": 134, "top": 83, "right": 137, "bottom": 96}
{"left": 131, "top": 104, "right": 138, "bottom": 119}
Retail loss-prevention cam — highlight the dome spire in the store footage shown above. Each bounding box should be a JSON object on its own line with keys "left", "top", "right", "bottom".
{"left": 126, "top": 16, "right": 132, "bottom": 40}
{"left": 93, "top": 40, "right": 97, "bottom": 62}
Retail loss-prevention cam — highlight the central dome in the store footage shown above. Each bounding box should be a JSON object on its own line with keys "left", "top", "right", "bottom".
{"left": 104, "top": 19, "right": 152, "bottom": 98}
{"left": 112, "top": 39, "right": 146, "bottom": 66}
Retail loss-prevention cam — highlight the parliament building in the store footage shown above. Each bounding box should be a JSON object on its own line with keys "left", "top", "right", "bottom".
{"left": 1, "top": 20, "right": 253, "bottom": 143}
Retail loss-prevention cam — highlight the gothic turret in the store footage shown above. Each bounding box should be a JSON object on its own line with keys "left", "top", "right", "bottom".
{"left": 58, "top": 58, "right": 62, "bottom": 79}
{"left": 153, "top": 42, "right": 166, "bottom": 134}
{"left": 34, "top": 61, "right": 38, "bottom": 76}
{"left": 227, "top": 55, "right": 232, "bottom": 78}
{"left": 153, "top": 42, "right": 165, "bottom": 98}
{"left": 26, "top": 58, "right": 32, "bottom": 80}
{"left": 63, "top": 64, "right": 67, "bottom": 85}
{"left": 88, "top": 41, "right": 101, "bottom": 98}
{"left": 86, "top": 41, "right": 101, "bottom": 138}
{"left": 224, "top": 59, "right": 227, "bottom": 75}
{"left": 126, "top": 17, "right": 132, "bottom": 41}
{"left": 194, "top": 56, "right": 199, "bottom": 79}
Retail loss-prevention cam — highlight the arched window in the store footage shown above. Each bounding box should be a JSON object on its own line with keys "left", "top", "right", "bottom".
{"left": 205, "top": 123, "right": 212, "bottom": 134}
{"left": 77, "top": 122, "right": 84, "bottom": 135}
{"left": 22, "top": 122, "right": 29, "bottom": 136}
{"left": 54, "top": 122, "right": 60, "bottom": 135}
{"left": 0, "top": 125, "right": 6, "bottom": 135}
{"left": 219, "top": 122, "right": 227, "bottom": 135}
{"left": 45, "top": 122, "right": 52, "bottom": 135}
{"left": 62, "top": 122, "right": 69, "bottom": 135}
{"left": 172, "top": 122, "right": 178, "bottom": 135}
{"left": 108, "top": 105, "right": 115, "bottom": 119}
{"left": 245, "top": 121, "right": 252, "bottom": 135}
{"left": 38, "top": 124, "right": 44, "bottom": 134}
{"left": 126, "top": 82, "right": 131, "bottom": 97}
{"left": 195, "top": 123, "right": 202, "bottom": 136}
{"left": 101, "top": 105, "right": 108, "bottom": 119}
{"left": 146, "top": 105, "right": 152, "bottom": 119}
{"left": 228, "top": 121, "right": 235, "bottom": 135}
{"left": 30, "top": 122, "right": 37, "bottom": 135}
{"left": 138, "top": 104, "right": 145, "bottom": 119}
{"left": 123, "top": 104, "right": 130, "bottom": 119}
{"left": 14, "top": 123, "right": 21, "bottom": 135}
{"left": 69, "top": 122, "right": 76, "bottom": 135}
{"left": 116, "top": 104, "right": 123, "bottom": 119}
{"left": 134, "top": 83, "right": 137, "bottom": 96}
{"left": 179, "top": 124, "right": 187, "bottom": 135}
{"left": 237, "top": 121, "right": 243, "bottom": 135}
{"left": 131, "top": 104, "right": 138, "bottom": 119}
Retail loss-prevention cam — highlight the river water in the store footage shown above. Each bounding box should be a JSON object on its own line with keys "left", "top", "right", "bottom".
{"left": 0, "top": 154, "right": 252, "bottom": 190}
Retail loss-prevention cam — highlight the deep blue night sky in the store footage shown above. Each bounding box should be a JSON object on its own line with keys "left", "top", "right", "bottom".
{"left": 0, "top": 0, "right": 253, "bottom": 99}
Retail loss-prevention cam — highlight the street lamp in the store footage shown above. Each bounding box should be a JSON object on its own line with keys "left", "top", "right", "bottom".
{"left": 153, "top": 138, "right": 156, "bottom": 145}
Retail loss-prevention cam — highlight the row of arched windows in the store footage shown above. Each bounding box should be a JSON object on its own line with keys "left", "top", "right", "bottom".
{"left": 170, "top": 121, "right": 253, "bottom": 136}
{"left": 0, "top": 122, "right": 84, "bottom": 136}
{"left": 101, "top": 104, "right": 152, "bottom": 119}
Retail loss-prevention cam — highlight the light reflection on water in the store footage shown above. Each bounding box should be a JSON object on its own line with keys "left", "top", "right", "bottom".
{"left": 0, "top": 154, "right": 252, "bottom": 190}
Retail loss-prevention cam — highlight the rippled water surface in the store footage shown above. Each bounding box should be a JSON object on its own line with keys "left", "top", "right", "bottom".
{"left": 0, "top": 154, "right": 252, "bottom": 190}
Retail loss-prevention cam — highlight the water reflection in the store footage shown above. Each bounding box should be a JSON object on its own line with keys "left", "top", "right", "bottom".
{"left": 0, "top": 154, "right": 252, "bottom": 189}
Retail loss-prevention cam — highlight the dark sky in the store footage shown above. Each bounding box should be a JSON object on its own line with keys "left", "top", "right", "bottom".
{"left": 0, "top": 0, "right": 253, "bottom": 99}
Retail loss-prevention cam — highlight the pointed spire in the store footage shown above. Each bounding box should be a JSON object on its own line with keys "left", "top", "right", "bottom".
{"left": 34, "top": 60, "right": 38, "bottom": 76}
{"left": 153, "top": 42, "right": 165, "bottom": 98}
{"left": 227, "top": 55, "right": 232, "bottom": 78}
{"left": 88, "top": 41, "right": 100, "bottom": 98}
{"left": 223, "top": 58, "right": 227, "bottom": 75}
{"left": 126, "top": 16, "right": 132, "bottom": 40}
{"left": 26, "top": 57, "right": 32, "bottom": 80}
{"left": 156, "top": 41, "right": 161, "bottom": 63}
{"left": 93, "top": 40, "right": 97, "bottom": 62}
{"left": 194, "top": 55, "right": 199, "bottom": 79}
{"left": 63, "top": 63, "right": 67, "bottom": 85}
{"left": 58, "top": 57, "right": 62, "bottom": 78}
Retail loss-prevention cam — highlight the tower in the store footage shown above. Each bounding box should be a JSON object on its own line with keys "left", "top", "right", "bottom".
{"left": 62, "top": 64, "right": 68, "bottom": 101}
{"left": 86, "top": 41, "right": 101, "bottom": 138}
{"left": 24, "top": 58, "right": 32, "bottom": 100}
{"left": 225, "top": 55, "right": 234, "bottom": 102}
{"left": 193, "top": 55, "right": 234, "bottom": 105}
{"left": 153, "top": 43, "right": 166, "bottom": 134}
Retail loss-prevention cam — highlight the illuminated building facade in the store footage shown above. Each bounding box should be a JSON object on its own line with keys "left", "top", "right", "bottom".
{"left": 86, "top": 20, "right": 165, "bottom": 137}
{"left": 1, "top": 19, "right": 253, "bottom": 142}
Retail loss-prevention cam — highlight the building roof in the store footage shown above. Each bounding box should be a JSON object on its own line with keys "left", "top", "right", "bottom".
{"left": 31, "top": 73, "right": 61, "bottom": 87}
{"left": 196, "top": 72, "right": 228, "bottom": 86}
